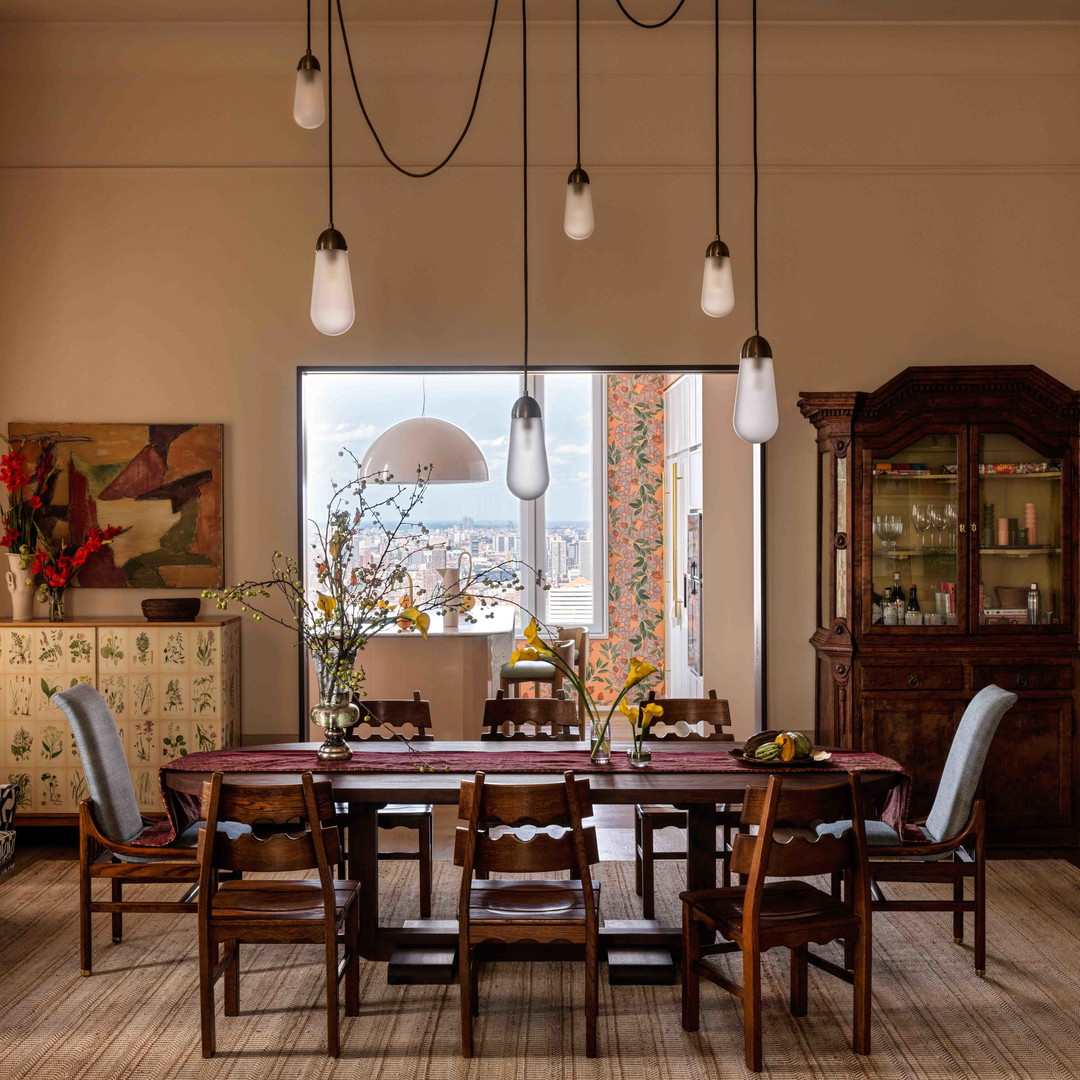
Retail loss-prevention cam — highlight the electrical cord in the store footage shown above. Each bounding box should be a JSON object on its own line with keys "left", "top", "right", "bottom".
{"left": 613, "top": 0, "right": 687, "bottom": 30}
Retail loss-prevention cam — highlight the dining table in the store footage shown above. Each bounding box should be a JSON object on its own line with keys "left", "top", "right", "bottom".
{"left": 157, "top": 739, "right": 910, "bottom": 986}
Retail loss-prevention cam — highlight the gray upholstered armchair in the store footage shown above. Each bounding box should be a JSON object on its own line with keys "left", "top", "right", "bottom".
{"left": 0, "top": 782, "right": 21, "bottom": 874}
{"left": 818, "top": 683, "right": 1018, "bottom": 975}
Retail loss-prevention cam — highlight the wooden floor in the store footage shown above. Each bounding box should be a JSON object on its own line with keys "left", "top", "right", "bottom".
{"left": 8, "top": 804, "right": 1079, "bottom": 880}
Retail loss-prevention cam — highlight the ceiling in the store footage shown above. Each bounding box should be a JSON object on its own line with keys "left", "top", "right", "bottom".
{"left": 2, "top": 0, "right": 1078, "bottom": 21}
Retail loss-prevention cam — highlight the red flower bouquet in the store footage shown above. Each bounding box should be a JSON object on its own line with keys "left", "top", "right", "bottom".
{"left": 1, "top": 434, "right": 60, "bottom": 554}
{"left": 32, "top": 524, "right": 127, "bottom": 621}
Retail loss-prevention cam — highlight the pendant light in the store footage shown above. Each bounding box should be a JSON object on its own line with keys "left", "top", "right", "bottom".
{"left": 733, "top": 0, "right": 778, "bottom": 444}
{"left": 700, "top": 0, "right": 734, "bottom": 317}
{"left": 309, "top": 0, "right": 355, "bottom": 336}
{"left": 293, "top": 0, "right": 325, "bottom": 129}
{"left": 563, "top": 0, "right": 594, "bottom": 240}
{"left": 361, "top": 419, "right": 489, "bottom": 484}
{"left": 507, "top": 0, "right": 550, "bottom": 502}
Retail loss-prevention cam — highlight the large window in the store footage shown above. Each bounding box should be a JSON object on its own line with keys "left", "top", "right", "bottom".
{"left": 300, "top": 371, "right": 607, "bottom": 635}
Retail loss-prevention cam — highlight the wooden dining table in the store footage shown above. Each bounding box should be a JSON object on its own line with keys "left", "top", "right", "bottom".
{"left": 160, "top": 740, "right": 907, "bottom": 986}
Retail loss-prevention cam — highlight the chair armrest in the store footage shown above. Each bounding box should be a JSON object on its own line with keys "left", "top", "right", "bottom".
{"left": 871, "top": 800, "right": 983, "bottom": 859}
{"left": 0, "top": 783, "right": 20, "bottom": 828}
{"left": 79, "top": 798, "right": 196, "bottom": 861}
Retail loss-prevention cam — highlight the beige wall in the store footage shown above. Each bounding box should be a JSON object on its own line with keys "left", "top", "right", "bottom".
{"left": 2, "top": 14, "right": 1078, "bottom": 741}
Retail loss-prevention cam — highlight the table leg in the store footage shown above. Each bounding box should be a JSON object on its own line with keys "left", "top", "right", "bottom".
{"left": 685, "top": 802, "right": 717, "bottom": 944}
{"left": 349, "top": 802, "right": 381, "bottom": 961}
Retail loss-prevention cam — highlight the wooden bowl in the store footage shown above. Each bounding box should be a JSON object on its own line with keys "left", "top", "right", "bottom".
{"left": 995, "top": 586, "right": 1029, "bottom": 610}
{"left": 141, "top": 597, "right": 201, "bottom": 622}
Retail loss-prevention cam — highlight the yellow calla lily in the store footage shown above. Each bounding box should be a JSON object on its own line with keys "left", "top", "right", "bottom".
{"left": 641, "top": 702, "right": 664, "bottom": 729}
{"left": 624, "top": 658, "right": 658, "bottom": 689}
{"left": 400, "top": 606, "right": 431, "bottom": 639}
{"left": 617, "top": 699, "right": 636, "bottom": 720}
{"left": 523, "top": 617, "right": 553, "bottom": 654}
{"left": 510, "top": 647, "right": 541, "bottom": 666}
{"left": 316, "top": 592, "right": 337, "bottom": 619}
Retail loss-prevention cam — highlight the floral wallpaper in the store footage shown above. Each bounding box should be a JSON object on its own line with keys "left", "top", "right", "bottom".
{"left": 586, "top": 374, "right": 666, "bottom": 702}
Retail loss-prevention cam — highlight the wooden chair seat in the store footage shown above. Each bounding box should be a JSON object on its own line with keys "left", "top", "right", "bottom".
{"left": 683, "top": 880, "right": 859, "bottom": 939}
{"left": 211, "top": 878, "right": 360, "bottom": 922}
{"left": 469, "top": 879, "right": 599, "bottom": 929}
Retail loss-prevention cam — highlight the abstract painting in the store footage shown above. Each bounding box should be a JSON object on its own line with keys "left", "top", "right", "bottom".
{"left": 8, "top": 422, "right": 223, "bottom": 588}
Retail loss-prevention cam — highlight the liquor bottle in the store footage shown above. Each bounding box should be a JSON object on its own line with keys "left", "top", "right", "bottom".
{"left": 907, "top": 586, "right": 921, "bottom": 613}
{"left": 892, "top": 572, "right": 906, "bottom": 623}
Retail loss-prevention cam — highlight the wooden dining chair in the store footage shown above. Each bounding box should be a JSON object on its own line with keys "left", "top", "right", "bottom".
{"left": 196, "top": 772, "right": 361, "bottom": 1058}
{"left": 555, "top": 625, "right": 590, "bottom": 723}
{"left": 480, "top": 688, "right": 581, "bottom": 740}
{"left": 819, "top": 683, "right": 1017, "bottom": 975}
{"left": 681, "top": 774, "right": 873, "bottom": 1073}
{"left": 337, "top": 691, "right": 434, "bottom": 917}
{"left": 455, "top": 771, "right": 602, "bottom": 1058}
{"left": 498, "top": 636, "right": 576, "bottom": 699}
{"left": 633, "top": 690, "right": 742, "bottom": 917}
{"left": 55, "top": 682, "right": 249, "bottom": 977}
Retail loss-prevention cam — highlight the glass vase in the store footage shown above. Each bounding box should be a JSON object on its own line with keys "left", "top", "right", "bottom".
{"left": 46, "top": 586, "right": 66, "bottom": 623}
{"left": 626, "top": 745, "right": 652, "bottom": 768}
{"left": 588, "top": 716, "right": 611, "bottom": 765}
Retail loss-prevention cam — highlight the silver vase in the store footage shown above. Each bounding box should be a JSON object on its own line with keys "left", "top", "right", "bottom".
{"left": 310, "top": 694, "right": 359, "bottom": 761}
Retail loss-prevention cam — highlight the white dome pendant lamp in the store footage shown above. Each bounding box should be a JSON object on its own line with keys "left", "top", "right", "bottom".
{"left": 293, "top": 0, "right": 325, "bottom": 129}
{"left": 361, "top": 417, "right": 489, "bottom": 485}
{"left": 309, "top": 0, "right": 355, "bottom": 336}
{"left": 733, "top": 0, "right": 778, "bottom": 444}
{"left": 563, "top": 0, "right": 594, "bottom": 240}
{"left": 507, "top": 0, "right": 550, "bottom": 502}
{"left": 700, "top": 0, "right": 734, "bottom": 318}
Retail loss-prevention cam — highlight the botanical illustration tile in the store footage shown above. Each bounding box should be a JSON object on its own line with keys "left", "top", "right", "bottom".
{"left": 132, "top": 769, "right": 159, "bottom": 809}
{"left": 100, "top": 674, "right": 128, "bottom": 718}
{"left": 37, "top": 721, "right": 66, "bottom": 764}
{"left": 36, "top": 674, "right": 69, "bottom": 717}
{"left": 161, "top": 673, "right": 189, "bottom": 718}
{"left": 130, "top": 628, "right": 156, "bottom": 671}
{"left": 7, "top": 722, "right": 34, "bottom": 765}
{"left": 160, "top": 721, "right": 190, "bottom": 761}
{"left": 129, "top": 719, "right": 156, "bottom": 766}
{"left": 192, "top": 720, "right": 220, "bottom": 754}
{"left": 7, "top": 675, "right": 33, "bottom": 720}
{"left": 129, "top": 673, "right": 155, "bottom": 718}
{"left": 65, "top": 629, "right": 94, "bottom": 670}
{"left": 98, "top": 630, "right": 129, "bottom": 672}
{"left": 36, "top": 628, "right": 65, "bottom": 671}
{"left": 190, "top": 672, "right": 218, "bottom": 718}
{"left": 38, "top": 768, "right": 66, "bottom": 810}
{"left": 7, "top": 771, "right": 33, "bottom": 810}
{"left": 162, "top": 629, "right": 188, "bottom": 670}
{"left": 222, "top": 622, "right": 239, "bottom": 671}
{"left": 193, "top": 627, "right": 218, "bottom": 669}
{"left": 5, "top": 630, "right": 32, "bottom": 668}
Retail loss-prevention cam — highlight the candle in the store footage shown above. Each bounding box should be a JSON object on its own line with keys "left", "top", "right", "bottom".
{"left": 997, "top": 517, "right": 1009, "bottom": 546}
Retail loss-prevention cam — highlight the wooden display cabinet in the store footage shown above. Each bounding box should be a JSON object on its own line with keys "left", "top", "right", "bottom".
{"left": 800, "top": 366, "right": 1078, "bottom": 846}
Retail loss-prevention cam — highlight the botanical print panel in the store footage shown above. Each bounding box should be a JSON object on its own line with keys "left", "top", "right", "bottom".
{"left": 8, "top": 422, "right": 224, "bottom": 588}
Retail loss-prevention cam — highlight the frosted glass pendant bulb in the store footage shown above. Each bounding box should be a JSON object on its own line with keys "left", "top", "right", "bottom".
{"left": 310, "top": 227, "right": 355, "bottom": 336}
{"left": 564, "top": 167, "right": 594, "bottom": 240}
{"left": 293, "top": 53, "right": 325, "bottom": 129}
{"left": 701, "top": 238, "right": 735, "bottom": 317}
{"left": 733, "top": 335, "right": 778, "bottom": 444}
{"left": 506, "top": 393, "right": 550, "bottom": 500}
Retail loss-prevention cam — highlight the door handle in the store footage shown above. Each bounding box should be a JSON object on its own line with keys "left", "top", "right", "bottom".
{"left": 671, "top": 462, "right": 682, "bottom": 616}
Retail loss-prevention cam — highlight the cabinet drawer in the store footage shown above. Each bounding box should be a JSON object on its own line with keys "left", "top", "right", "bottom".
{"left": 971, "top": 665, "right": 1073, "bottom": 692}
{"left": 861, "top": 666, "right": 964, "bottom": 691}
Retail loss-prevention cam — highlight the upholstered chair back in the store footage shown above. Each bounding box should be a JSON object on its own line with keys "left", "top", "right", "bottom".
{"left": 924, "top": 684, "right": 1017, "bottom": 842}
{"left": 55, "top": 683, "right": 143, "bottom": 844}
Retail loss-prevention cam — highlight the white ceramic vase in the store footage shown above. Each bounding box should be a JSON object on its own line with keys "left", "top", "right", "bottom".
{"left": 6, "top": 553, "right": 34, "bottom": 621}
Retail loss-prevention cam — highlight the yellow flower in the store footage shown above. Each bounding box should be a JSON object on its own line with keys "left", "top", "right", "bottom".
{"left": 617, "top": 699, "right": 636, "bottom": 720}
{"left": 523, "top": 618, "right": 553, "bottom": 654}
{"left": 376, "top": 599, "right": 389, "bottom": 609}
{"left": 401, "top": 607, "right": 430, "bottom": 639}
{"left": 641, "top": 702, "right": 664, "bottom": 730}
{"left": 510, "top": 647, "right": 541, "bottom": 666}
{"left": 316, "top": 592, "right": 337, "bottom": 619}
{"left": 624, "top": 658, "right": 658, "bottom": 689}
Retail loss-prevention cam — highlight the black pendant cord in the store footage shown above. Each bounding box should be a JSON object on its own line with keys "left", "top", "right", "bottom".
{"left": 335, "top": 0, "right": 499, "bottom": 179}
{"left": 751, "top": 0, "right": 760, "bottom": 334}
{"left": 574, "top": 0, "right": 581, "bottom": 167}
{"left": 327, "top": 0, "right": 334, "bottom": 227}
{"left": 306, "top": 0, "right": 312, "bottom": 54}
{"left": 614, "top": 0, "right": 687, "bottom": 29}
{"left": 712, "top": 0, "right": 720, "bottom": 238}
{"left": 522, "top": 0, "right": 529, "bottom": 389}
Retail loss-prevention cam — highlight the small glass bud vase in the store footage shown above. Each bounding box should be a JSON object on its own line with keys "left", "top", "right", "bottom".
{"left": 588, "top": 717, "right": 611, "bottom": 765}
{"left": 46, "top": 586, "right": 66, "bottom": 623}
{"left": 626, "top": 746, "right": 652, "bottom": 768}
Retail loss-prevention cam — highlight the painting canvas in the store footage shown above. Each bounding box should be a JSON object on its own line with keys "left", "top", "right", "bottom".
{"left": 8, "top": 422, "right": 224, "bottom": 588}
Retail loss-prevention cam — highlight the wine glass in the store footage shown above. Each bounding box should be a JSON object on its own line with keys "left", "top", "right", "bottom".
{"left": 928, "top": 505, "right": 948, "bottom": 550}
{"left": 911, "top": 504, "right": 932, "bottom": 550}
{"left": 876, "top": 515, "right": 903, "bottom": 551}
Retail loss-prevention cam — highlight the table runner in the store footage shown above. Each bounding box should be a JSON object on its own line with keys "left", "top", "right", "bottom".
{"left": 141, "top": 747, "right": 911, "bottom": 848}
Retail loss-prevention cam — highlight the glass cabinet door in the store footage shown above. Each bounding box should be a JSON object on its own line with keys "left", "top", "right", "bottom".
{"left": 975, "top": 432, "right": 1064, "bottom": 629}
{"left": 868, "top": 433, "right": 962, "bottom": 630}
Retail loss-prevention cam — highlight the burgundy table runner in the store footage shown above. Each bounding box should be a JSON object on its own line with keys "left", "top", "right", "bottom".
{"left": 141, "top": 747, "right": 911, "bottom": 848}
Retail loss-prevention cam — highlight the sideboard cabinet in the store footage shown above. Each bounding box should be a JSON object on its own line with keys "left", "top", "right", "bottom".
{"left": 800, "top": 367, "right": 1079, "bottom": 846}
{"left": 1, "top": 616, "right": 240, "bottom": 823}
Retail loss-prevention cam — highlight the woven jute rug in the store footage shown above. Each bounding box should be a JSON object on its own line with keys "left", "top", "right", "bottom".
{"left": 2, "top": 859, "right": 1079, "bottom": 1079}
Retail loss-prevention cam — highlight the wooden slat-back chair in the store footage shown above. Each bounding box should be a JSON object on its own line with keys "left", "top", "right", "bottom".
{"left": 498, "top": 637, "right": 576, "bottom": 699}
{"left": 454, "top": 771, "right": 602, "bottom": 1058}
{"left": 681, "top": 775, "right": 873, "bottom": 1073}
{"left": 480, "top": 688, "right": 581, "bottom": 741}
{"left": 555, "top": 625, "right": 590, "bottom": 723}
{"left": 196, "top": 773, "right": 360, "bottom": 1059}
{"left": 633, "top": 690, "right": 742, "bottom": 917}
{"left": 336, "top": 691, "right": 434, "bottom": 916}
